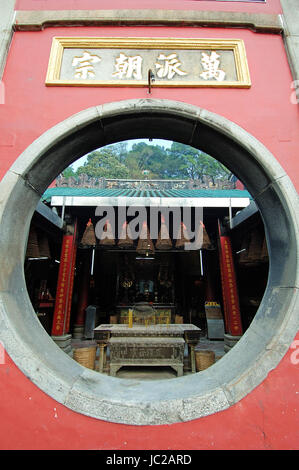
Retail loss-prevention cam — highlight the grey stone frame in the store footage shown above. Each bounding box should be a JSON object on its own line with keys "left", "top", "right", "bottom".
{"left": 0, "top": 99, "right": 298, "bottom": 425}
{"left": 13, "top": 9, "right": 282, "bottom": 33}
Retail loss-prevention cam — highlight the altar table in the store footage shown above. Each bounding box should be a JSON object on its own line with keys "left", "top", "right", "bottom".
{"left": 94, "top": 324, "right": 200, "bottom": 376}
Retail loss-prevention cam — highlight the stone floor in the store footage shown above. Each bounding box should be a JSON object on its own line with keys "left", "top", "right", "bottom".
{"left": 115, "top": 366, "right": 183, "bottom": 380}
{"left": 71, "top": 335, "right": 226, "bottom": 380}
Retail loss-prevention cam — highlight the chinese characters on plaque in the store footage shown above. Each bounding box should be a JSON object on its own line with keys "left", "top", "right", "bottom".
{"left": 70, "top": 49, "right": 226, "bottom": 83}
{"left": 46, "top": 38, "right": 251, "bottom": 87}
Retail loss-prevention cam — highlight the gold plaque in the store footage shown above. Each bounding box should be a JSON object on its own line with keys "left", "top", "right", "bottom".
{"left": 46, "top": 37, "right": 251, "bottom": 88}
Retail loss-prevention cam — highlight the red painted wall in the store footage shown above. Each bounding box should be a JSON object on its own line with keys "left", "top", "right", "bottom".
{"left": 1, "top": 344, "right": 298, "bottom": 450}
{"left": 0, "top": 0, "right": 298, "bottom": 450}
{"left": 15, "top": 0, "right": 282, "bottom": 14}
{"left": 2, "top": 26, "right": 298, "bottom": 190}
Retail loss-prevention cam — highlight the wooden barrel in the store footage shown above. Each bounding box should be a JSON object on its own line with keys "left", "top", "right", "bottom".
{"left": 109, "top": 315, "right": 118, "bottom": 324}
{"left": 195, "top": 350, "right": 215, "bottom": 371}
{"left": 73, "top": 346, "right": 97, "bottom": 370}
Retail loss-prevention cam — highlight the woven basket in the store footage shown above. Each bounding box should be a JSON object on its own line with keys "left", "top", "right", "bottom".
{"left": 195, "top": 350, "right": 215, "bottom": 371}
{"left": 73, "top": 346, "right": 97, "bottom": 370}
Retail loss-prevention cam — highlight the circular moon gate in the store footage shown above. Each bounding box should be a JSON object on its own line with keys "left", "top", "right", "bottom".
{"left": 0, "top": 99, "right": 298, "bottom": 425}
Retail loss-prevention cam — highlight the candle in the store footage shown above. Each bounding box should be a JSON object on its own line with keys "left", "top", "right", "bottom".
{"left": 128, "top": 309, "right": 133, "bottom": 328}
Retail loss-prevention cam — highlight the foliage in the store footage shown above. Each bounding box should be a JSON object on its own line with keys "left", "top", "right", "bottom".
{"left": 76, "top": 146, "right": 130, "bottom": 179}
{"left": 167, "top": 142, "right": 231, "bottom": 182}
{"left": 62, "top": 166, "right": 77, "bottom": 178}
{"left": 62, "top": 141, "right": 232, "bottom": 181}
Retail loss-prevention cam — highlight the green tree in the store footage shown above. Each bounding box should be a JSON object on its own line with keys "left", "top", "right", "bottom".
{"left": 126, "top": 142, "right": 167, "bottom": 179}
{"left": 71, "top": 141, "right": 232, "bottom": 182}
{"left": 62, "top": 166, "right": 77, "bottom": 178}
{"left": 126, "top": 142, "right": 190, "bottom": 179}
{"left": 77, "top": 148, "right": 130, "bottom": 179}
{"left": 167, "top": 142, "right": 231, "bottom": 182}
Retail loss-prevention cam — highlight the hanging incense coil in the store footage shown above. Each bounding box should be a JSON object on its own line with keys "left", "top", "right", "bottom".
{"left": 38, "top": 233, "right": 51, "bottom": 258}
{"left": 201, "top": 221, "right": 214, "bottom": 250}
{"left": 246, "top": 228, "right": 264, "bottom": 264}
{"left": 99, "top": 219, "right": 115, "bottom": 246}
{"left": 193, "top": 220, "right": 213, "bottom": 250}
{"left": 26, "top": 226, "right": 40, "bottom": 258}
{"left": 118, "top": 221, "right": 134, "bottom": 248}
{"left": 136, "top": 221, "right": 154, "bottom": 254}
{"left": 156, "top": 215, "right": 172, "bottom": 250}
{"left": 175, "top": 222, "right": 190, "bottom": 249}
{"left": 80, "top": 218, "right": 96, "bottom": 246}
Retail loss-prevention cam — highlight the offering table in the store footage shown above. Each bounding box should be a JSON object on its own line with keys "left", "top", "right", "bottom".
{"left": 94, "top": 324, "right": 200, "bottom": 377}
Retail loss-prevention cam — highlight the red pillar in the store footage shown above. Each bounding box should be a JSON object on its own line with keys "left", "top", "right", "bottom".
{"left": 218, "top": 222, "right": 243, "bottom": 336}
{"left": 51, "top": 221, "right": 77, "bottom": 337}
{"left": 65, "top": 223, "right": 78, "bottom": 334}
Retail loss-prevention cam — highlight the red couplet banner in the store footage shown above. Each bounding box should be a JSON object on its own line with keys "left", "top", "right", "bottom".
{"left": 51, "top": 228, "right": 77, "bottom": 336}
{"left": 218, "top": 224, "right": 243, "bottom": 336}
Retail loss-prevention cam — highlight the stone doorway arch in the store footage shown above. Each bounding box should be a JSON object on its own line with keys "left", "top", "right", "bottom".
{"left": 0, "top": 99, "right": 298, "bottom": 425}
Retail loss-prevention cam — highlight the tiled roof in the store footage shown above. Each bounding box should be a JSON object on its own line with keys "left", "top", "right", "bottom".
{"left": 42, "top": 187, "right": 252, "bottom": 203}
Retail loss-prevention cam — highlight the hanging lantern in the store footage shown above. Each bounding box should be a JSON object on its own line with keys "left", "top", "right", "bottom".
{"left": 26, "top": 226, "right": 40, "bottom": 258}
{"left": 246, "top": 228, "right": 264, "bottom": 264}
{"left": 118, "top": 221, "right": 134, "bottom": 248}
{"left": 80, "top": 218, "right": 97, "bottom": 246}
{"left": 99, "top": 219, "right": 115, "bottom": 246}
{"left": 156, "top": 215, "right": 172, "bottom": 250}
{"left": 136, "top": 221, "right": 155, "bottom": 254}
{"left": 38, "top": 233, "right": 51, "bottom": 258}
{"left": 175, "top": 222, "right": 190, "bottom": 249}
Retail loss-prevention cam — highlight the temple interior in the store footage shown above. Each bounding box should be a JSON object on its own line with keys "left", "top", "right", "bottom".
{"left": 24, "top": 191, "right": 269, "bottom": 379}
